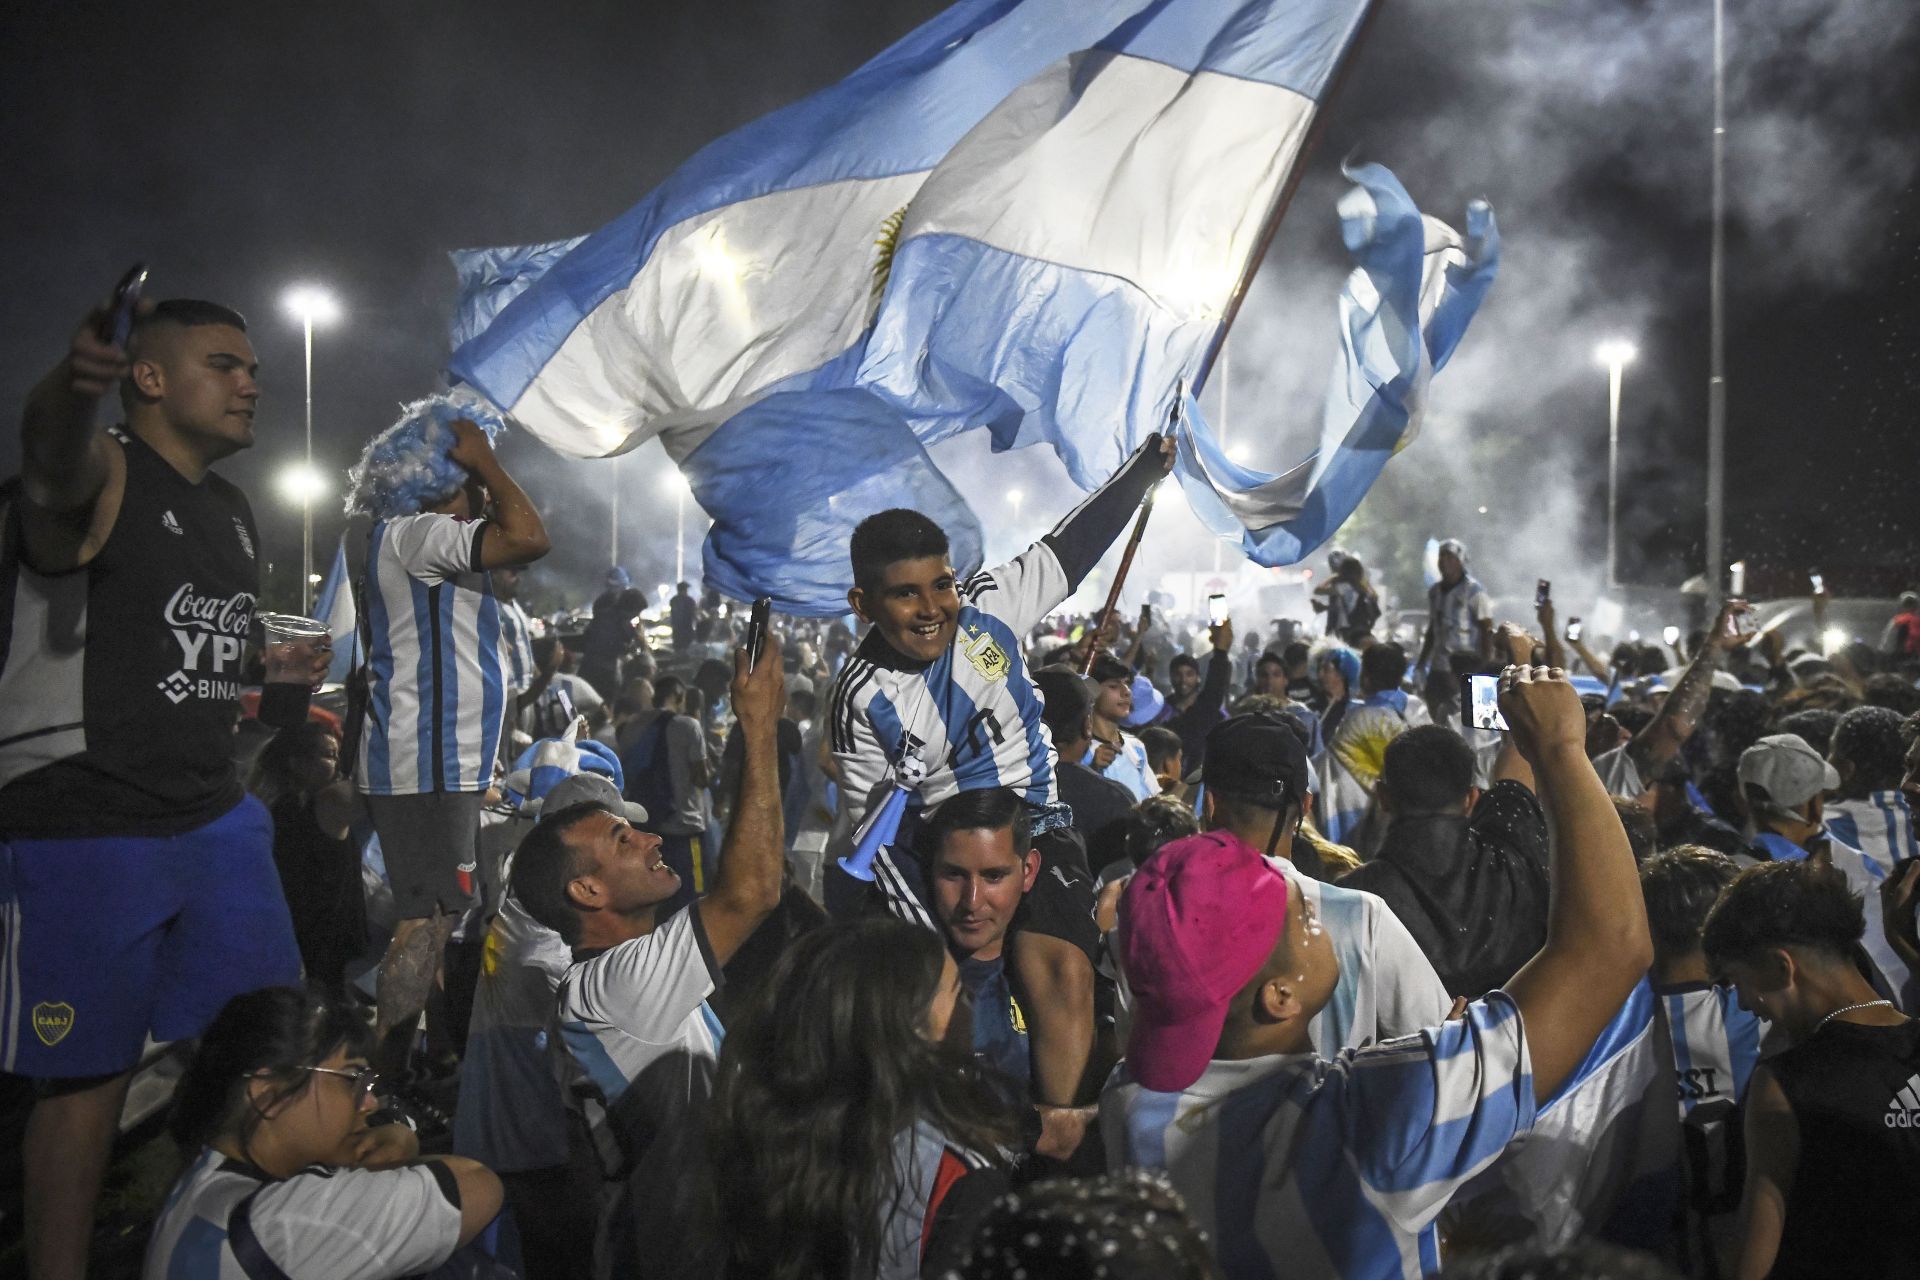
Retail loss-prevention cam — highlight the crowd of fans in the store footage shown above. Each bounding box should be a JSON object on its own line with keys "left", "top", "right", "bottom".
{"left": 4, "top": 294, "right": 1919, "bottom": 1280}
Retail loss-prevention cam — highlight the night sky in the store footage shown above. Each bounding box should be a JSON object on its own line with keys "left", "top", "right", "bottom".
{"left": 3, "top": 0, "right": 1914, "bottom": 611}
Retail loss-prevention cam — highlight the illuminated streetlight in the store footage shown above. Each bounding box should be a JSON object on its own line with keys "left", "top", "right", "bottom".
{"left": 1594, "top": 339, "right": 1637, "bottom": 589}
{"left": 283, "top": 285, "right": 341, "bottom": 612}
{"left": 276, "top": 462, "right": 330, "bottom": 506}
{"left": 664, "top": 469, "right": 691, "bottom": 584}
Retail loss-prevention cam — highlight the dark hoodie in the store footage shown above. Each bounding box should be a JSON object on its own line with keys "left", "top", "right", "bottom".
{"left": 1337, "top": 780, "right": 1551, "bottom": 998}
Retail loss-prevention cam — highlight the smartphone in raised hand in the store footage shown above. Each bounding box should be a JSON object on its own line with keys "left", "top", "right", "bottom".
{"left": 1663, "top": 625, "right": 1681, "bottom": 647}
{"left": 1535, "top": 579, "right": 1551, "bottom": 608}
{"left": 1206, "top": 593, "right": 1228, "bottom": 626}
{"left": 1566, "top": 617, "right": 1583, "bottom": 643}
{"left": 98, "top": 263, "right": 148, "bottom": 350}
{"left": 745, "top": 596, "right": 772, "bottom": 669}
{"left": 1462, "top": 673, "right": 1510, "bottom": 733}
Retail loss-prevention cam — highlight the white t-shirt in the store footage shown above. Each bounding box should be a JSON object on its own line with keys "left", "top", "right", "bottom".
{"left": 1103, "top": 993, "right": 1536, "bottom": 1280}
{"left": 144, "top": 1148, "right": 464, "bottom": 1279}
{"left": 551, "top": 906, "right": 725, "bottom": 1178}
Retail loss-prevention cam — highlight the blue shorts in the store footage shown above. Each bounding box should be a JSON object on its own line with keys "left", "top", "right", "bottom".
{"left": 0, "top": 794, "right": 301, "bottom": 1079}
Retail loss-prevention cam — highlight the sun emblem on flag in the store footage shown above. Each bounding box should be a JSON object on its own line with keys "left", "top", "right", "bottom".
{"left": 869, "top": 204, "right": 909, "bottom": 310}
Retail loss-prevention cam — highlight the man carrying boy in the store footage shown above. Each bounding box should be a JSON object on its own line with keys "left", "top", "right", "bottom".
{"left": 828, "top": 434, "right": 1172, "bottom": 1154}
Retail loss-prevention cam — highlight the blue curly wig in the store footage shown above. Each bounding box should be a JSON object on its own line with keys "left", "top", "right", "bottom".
{"left": 344, "top": 389, "right": 509, "bottom": 520}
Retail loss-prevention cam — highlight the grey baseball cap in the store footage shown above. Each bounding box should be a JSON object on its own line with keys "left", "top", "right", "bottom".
{"left": 1737, "top": 733, "right": 1840, "bottom": 812}
{"left": 525, "top": 772, "right": 647, "bottom": 826}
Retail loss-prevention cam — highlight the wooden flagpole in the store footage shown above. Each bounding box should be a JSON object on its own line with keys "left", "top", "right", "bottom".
{"left": 1079, "top": 2, "right": 1384, "bottom": 674}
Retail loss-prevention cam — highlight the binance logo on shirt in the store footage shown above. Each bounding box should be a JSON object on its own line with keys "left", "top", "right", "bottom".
{"left": 960, "top": 625, "right": 1010, "bottom": 682}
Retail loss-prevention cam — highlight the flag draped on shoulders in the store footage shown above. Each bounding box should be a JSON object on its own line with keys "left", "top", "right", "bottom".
{"left": 447, "top": 0, "right": 1497, "bottom": 612}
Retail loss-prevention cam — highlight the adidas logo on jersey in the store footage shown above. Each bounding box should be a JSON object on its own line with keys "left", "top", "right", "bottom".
{"left": 1887, "top": 1074, "right": 1920, "bottom": 1128}
{"left": 161, "top": 510, "right": 184, "bottom": 535}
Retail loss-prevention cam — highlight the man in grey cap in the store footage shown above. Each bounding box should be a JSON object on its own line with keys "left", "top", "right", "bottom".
{"left": 1417, "top": 538, "right": 1493, "bottom": 674}
{"left": 1738, "top": 733, "right": 1912, "bottom": 999}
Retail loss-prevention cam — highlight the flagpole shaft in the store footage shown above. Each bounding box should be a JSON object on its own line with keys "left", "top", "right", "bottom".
{"left": 1080, "top": 2, "right": 1381, "bottom": 658}
{"left": 1080, "top": 488, "right": 1157, "bottom": 675}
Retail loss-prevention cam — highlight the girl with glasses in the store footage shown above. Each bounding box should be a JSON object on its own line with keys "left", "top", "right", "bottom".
{"left": 146, "top": 987, "right": 504, "bottom": 1278}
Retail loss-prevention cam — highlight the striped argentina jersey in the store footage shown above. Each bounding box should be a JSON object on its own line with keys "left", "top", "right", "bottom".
{"left": 829, "top": 541, "right": 1068, "bottom": 830}
{"left": 827, "top": 436, "right": 1166, "bottom": 833}
{"left": 143, "top": 1148, "right": 465, "bottom": 1279}
{"left": 1103, "top": 994, "right": 1535, "bottom": 1280}
{"left": 358, "top": 512, "right": 507, "bottom": 794}
{"left": 1455, "top": 979, "right": 1678, "bottom": 1251}
{"left": 1826, "top": 790, "right": 1918, "bottom": 877}
{"left": 1659, "top": 981, "right": 1763, "bottom": 1118}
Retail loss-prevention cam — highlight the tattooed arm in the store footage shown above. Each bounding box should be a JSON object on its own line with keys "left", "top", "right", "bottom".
{"left": 1623, "top": 599, "right": 1746, "bottom": 779}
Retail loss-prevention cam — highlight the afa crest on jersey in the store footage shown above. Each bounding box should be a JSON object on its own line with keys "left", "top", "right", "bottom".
{"left": 960, "top": 624, "right": 1010, "bottom": 682}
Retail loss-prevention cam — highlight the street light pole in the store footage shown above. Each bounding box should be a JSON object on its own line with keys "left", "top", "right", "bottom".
{"left": 301, "top": 313, "right": 314, "bottom": 613}
{"left": 1705, "top": 0, "right": 1728, "bottom": 613}
{"left": 283, "top": 285, "right": 339, "bottom": 614}
{"left": 675, "top": 480, "right": 686, "bottom": 584}
{"left": 1595, "top": 340, "right": 1636, "bottom": 590}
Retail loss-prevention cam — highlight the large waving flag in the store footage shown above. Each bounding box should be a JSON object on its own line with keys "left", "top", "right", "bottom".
{"left": 1175, "top": 164, "right": 1498, "bottom": 564}
{"left": 450, "top": 0, "right": 1494, "bottom": 611}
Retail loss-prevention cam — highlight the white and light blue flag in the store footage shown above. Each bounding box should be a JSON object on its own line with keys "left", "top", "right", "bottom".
{"left": 449, "top": 0, "right": 1495, "bottom": 611}
{"left": 311, "top": 537, "right": 361, "bottom": 686}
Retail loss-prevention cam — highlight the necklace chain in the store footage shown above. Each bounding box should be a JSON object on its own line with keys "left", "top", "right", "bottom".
{"left": 1813, "top": 999, "right": 1894, "bottom": 1035}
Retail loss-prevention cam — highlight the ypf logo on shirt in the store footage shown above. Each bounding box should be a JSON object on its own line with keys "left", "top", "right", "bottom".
{"left": 1886, "top": 1074, "right": 1920, "bottom": 1128}
{"left": 31, "top": 1001, "right": 74, "bottom": 1047}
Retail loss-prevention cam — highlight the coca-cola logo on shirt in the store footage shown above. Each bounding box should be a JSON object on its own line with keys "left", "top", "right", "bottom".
{"left": 164, "top": 583, "right": 257, "bottom": 636}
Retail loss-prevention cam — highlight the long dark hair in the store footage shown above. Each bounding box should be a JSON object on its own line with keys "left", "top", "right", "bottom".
{"left": 245, "top": 721, "right": 339, "bottom": 810}
{"left": 169, "top": 987, "right": 372, "bottom": 1163}
{"left": 705, "top": 918, "right": 1017, "bottom": 1280}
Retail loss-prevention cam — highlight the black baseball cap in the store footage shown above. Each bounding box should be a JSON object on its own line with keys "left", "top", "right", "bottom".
{"left": 1191, "top": 712, "right": 1312, "bottom": 809}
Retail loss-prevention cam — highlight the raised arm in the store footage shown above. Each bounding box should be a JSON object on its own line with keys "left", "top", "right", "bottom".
{"left": 1196, "top": 619, "right": 1234, "bottom": 714}
{"left": 446, "top": 419, "right": 551, "bottom": 569}
{"left": 1621, "top": 599, "right": 1744, "bottom": 778}
{"left": 1038, "top": 435, "right": 1172, "bottom": 591}
{"left": 1488, "top": 625, "right": 1540, "bottom": 793}
{"left": 1535, "top": 600, "right": 1567, "bottom": 672}
{"left": 16, "top": 299, "right": 142, "bottom": 572}
{"left": 1498, "top": 664, "right": 1654, "bottom": 1098}
{"left": 693, "top": 634, "right": 787, "bottom": 963}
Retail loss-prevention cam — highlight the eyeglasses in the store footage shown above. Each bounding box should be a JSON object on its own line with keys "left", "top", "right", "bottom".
{"left": 253, "top": 1064, "right": 380, "bottom": 1101}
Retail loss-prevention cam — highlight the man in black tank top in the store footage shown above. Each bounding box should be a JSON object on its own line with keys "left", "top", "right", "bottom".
{"left": 0, "top": 296, "right": 313, "bottom": 1280}
{"left": 1703, "top": 859, "right": 1920, "bottom": 1279}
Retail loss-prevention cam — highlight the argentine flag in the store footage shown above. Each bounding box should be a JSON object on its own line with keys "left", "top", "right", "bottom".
{"left": 450, "top": 0, "right": 1496, "bottom": 611}
{"left": 311, "top": 538, "right": 361, "bottom": 686}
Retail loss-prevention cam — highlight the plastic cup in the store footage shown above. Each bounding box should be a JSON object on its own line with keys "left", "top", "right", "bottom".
{"left": 258, "top": 612, "right": 334, "bottom": 689}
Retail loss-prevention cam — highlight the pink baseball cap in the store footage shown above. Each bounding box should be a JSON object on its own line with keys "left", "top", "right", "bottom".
{"left": 1118, "top": 831, "right": 1289, "bottom": 1092}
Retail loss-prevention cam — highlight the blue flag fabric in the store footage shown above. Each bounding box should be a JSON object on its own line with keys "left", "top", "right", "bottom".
{"left": 447, "top": 0, "right": 1494, "bottom": 611}
{"left": 1173, "top": 164, "right": 1500, "bottom": 565}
